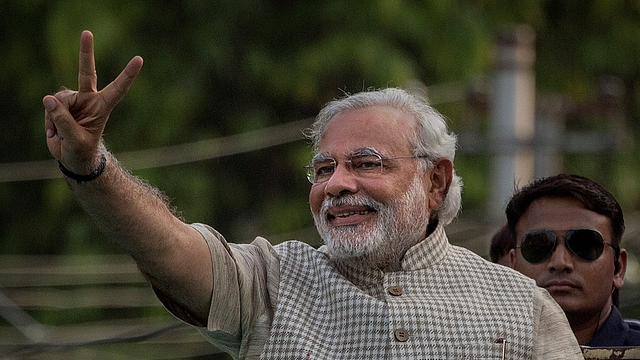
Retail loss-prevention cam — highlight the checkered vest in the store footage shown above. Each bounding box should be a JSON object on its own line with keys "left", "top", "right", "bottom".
{"left": 261, "top": 225, "right": 535, "bottom": 359}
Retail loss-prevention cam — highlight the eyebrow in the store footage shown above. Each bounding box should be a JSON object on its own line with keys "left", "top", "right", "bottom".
{"left": 312, "top": 147, "right": 382, "bottom": 163}
{"left": 352, "top": 147, "right": 381, "bottom": 157}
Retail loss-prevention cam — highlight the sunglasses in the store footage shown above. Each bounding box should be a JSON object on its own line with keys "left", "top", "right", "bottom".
{"left": 517, "top": 229, "right": 615, "bottom": 264}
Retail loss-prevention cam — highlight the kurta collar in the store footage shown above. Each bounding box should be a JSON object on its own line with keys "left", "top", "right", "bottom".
{"left": 401, "top": 221, "right": 450, "bottom": 271}
{"left": 320, "top": 222, "right": 451, "bottom": 287}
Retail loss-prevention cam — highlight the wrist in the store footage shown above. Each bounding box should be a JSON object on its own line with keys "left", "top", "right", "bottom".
{"left": 58, "top": 153, "right": 107, "bottom": 184}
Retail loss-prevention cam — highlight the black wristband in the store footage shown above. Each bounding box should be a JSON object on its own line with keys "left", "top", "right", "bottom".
{"left": 58, "top": 154, "right": 107, "bottom": 184}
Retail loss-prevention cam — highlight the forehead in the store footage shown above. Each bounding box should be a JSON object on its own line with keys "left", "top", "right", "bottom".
{"left": 318, "top": 106, "right": 416, "bottom": 156}
{"left": 516, "top": 197, "right": 611, "bottom": 238}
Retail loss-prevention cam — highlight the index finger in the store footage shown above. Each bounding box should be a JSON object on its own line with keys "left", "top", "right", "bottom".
{"left": 78, "top": 30, "right": 97, "bottom": 93}
{"left": 101, "top": 56, "right": 144, "bottom": 108}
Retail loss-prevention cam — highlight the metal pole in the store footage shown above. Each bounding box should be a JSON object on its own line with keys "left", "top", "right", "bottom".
{"left": 488, "top": 25, "right": 536, "bottom": 221}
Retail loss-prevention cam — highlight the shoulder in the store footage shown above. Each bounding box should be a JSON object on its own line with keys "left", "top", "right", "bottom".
{"left": 625, "top": 318, "right": 640, "bottom": 330}
{"left": 450, "top": 245, "right": 536, "bottom": 286}
{"left": 273, "top": 239, "right": 323, "bottom": 257}
{"left": 625, "top": 318, "right": 640, "bottom": 345}
{"left": 274, "top": 239, "right": 318, "bottom": 250}
{"left": 272, "top": 240, "right": 331, "bottom": 269}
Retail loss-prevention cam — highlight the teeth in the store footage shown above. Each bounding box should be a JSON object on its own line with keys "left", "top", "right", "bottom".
{"left": 336, "top": 210, "right": 372, "bottom": 218}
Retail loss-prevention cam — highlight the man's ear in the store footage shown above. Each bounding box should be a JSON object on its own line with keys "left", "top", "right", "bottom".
{"left": 509, "top": 248, "right": 517, "bottom": 268}
{"left": 427, "top": 158, "right": 453, "bottom": 211}
{"left": 613, "top": 249, "right": 628, "bottom": 290}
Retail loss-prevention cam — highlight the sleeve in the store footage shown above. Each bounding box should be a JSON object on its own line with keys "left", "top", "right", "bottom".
{"left": 164, "top": 223, "right": 279, "bottom": 358}
{"left": 531, "top": 287, "right": 584, "bottom": 359}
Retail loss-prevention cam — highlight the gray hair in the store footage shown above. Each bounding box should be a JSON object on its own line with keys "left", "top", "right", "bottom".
{"left": 305, "top": 87, "right": 462, "bottom": 226}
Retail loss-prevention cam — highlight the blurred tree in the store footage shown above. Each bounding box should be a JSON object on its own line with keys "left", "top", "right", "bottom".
{"left": 1, "top": 0, "right": 639, "bottom": 256}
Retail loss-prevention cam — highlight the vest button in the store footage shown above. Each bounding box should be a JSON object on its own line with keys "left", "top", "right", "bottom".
{"left": 387, "top": 286, "right": 403, "bottom": 296}
{"left": 394, "top": 328, "right": 409, "bottom": 342}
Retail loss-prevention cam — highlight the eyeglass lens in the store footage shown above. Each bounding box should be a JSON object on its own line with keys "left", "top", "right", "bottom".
{"left": 307, "top": 155, "right": 383, "bottom": 183}
{"left": 520, "top": 229, "right": 605, "bottom": 264}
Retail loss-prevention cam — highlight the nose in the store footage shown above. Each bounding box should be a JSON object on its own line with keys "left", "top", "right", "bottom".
{"left": 323, "top": 161, "right": 358, "bottom": 197}
{"left": 547, "top": 240, "right": 574, "bottom": 273}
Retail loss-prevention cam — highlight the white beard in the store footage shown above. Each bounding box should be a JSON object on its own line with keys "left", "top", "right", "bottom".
{"left": 313, "top": 174, "right": 430, "bottom": 268}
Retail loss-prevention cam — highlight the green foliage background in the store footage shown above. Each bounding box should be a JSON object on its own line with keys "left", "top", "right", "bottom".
{"left": 2, "top": 0, "right": 640, "bottom": 302}
{"left": 3, "top": 1, "right": 640, "bottom": 356}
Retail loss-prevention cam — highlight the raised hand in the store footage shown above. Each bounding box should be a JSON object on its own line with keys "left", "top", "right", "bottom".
{"left": 43, "top": 30, "right": 143, "bottom": 174}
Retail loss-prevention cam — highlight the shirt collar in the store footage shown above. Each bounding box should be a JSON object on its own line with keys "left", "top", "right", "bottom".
{"left": 587, "top": 306, "right": 628, "bottom": 347}
{"left": 321, "top": 221, "right": 451, "bottom": 287}
{"left": 401, "top": 221, "right": 450, "bottom": 271}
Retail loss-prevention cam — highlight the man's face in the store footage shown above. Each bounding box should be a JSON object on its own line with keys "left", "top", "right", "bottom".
{"left": 511, "top": 197, "right": 625, "bottom": 323}
{"left": 308, "top": 106, "right": 437, "bottom": 267}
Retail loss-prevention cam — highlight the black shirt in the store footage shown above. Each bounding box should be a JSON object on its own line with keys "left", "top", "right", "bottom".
{"left": 587, "top": 306, "right": 640, "bottom": 347}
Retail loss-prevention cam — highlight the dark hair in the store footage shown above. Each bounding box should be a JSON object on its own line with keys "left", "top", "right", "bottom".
{"left": 505, "top": 174, "right": 624, "bottom": 247}
{"left": 505, "top": 174, "right": 624, "bottom": 307}
{"left": 490, "top": 224, "right": 515, "bottom": 263}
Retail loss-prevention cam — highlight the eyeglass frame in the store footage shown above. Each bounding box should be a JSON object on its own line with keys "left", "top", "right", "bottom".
{"left": 304, "top": 149, "right": 431, "bottom": 184}
{"left": 515, "top": 229, "right": 617, "bottom": 264}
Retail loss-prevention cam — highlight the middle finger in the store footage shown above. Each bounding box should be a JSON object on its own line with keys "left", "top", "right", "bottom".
{"left": 78, "top": 30, "right": 97, "bottom": 93}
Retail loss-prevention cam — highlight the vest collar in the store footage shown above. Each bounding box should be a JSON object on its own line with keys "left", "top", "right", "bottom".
{"left": 321, "top": 222, "right": 451, "bottom": 287}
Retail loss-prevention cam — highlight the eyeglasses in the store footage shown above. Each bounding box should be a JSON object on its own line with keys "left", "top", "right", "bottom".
{"left": 304, "top": 154, "right": 429, "bottom": 184}
{"left": 516, "top": 229, "right": 615, "bottom": 264}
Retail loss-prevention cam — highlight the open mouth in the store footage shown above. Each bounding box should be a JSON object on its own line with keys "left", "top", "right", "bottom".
{"left": 330, "top": 209, "right": 375, "bottom": 219}
{"left": 326, "top": 205, "right": 377, "bottom": 223}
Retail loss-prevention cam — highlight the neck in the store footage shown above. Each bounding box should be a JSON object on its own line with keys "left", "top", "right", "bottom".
{"left": 426, "top": 218, "right": 438, "bottom": 236}
{"left": 345, "top": 243, "right": 412, "bottom": 270}
{"left": 566, "top": 304, "right": 612, "bottom": 345}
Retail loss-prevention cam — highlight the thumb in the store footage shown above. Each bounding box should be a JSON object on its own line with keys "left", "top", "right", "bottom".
{"left": 43, "top": 96, "right": 58, "bottom": 138}
{"left": 43, "top": 95, "right": 76, "bottom": 141}
{"left": 43, "top": 94, "right": 102, "bottom": 170}
{"left": 43, "top": 94, "right": 89, "bottom": 163}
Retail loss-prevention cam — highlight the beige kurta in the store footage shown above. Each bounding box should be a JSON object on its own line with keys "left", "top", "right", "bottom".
{"left": 167, "top": 223, "right": 583, "bottom": 359}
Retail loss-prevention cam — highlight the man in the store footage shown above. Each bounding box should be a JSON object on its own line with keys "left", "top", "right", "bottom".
{"left": 507, "top": 174, "right": 640, "bottom": 347}
{"left": 42, "top": 30, "right": 582, "bottom": 359}
{"left": 490, "top": 224, "right": 514, "bottom": 266}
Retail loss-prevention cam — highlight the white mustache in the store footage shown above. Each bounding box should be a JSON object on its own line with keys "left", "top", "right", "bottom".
{"left": 320, "top": 195, "right": 382, "bottom": 215}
